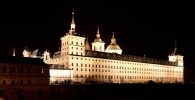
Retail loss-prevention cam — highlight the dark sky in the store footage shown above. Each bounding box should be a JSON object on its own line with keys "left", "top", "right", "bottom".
{"left": 0, "top": 1, "right": 194, "bottom": 80}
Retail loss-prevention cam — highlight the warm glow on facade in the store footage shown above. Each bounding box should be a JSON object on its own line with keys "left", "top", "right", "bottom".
{"left": 42, "top": 11, "right": 184, "bottom": 84}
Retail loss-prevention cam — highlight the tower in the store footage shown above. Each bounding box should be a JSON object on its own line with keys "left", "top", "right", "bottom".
{"left": 168, "top": 41, "right": 184, "bottom": 66}
{"left": 85, "top": 38, "right": 91, "bottom": 51}
{"left": 60, "top": 9, "right": 86, "bottom": 67}
{"left": 92, "top": 26, "right": 105, "bottom": 52}
{"left": 105, "top": 32, "right": 122, "bottom": 54}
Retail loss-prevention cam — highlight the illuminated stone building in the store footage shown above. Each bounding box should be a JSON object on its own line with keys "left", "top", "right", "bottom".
{"left": 42, "top": 11, "right": 184, "bottom": 84}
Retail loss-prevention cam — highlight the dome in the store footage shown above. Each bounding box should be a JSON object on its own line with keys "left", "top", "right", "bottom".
{"left": 106, "top": 33, "right": 121, "bottom": 50}
{"left": 106, "top": 44, "right": 121, "bottom": 50}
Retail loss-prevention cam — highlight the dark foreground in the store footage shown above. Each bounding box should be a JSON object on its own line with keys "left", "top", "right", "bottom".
{"left": 1, "top": 83, "right": 195, "bottom": 100}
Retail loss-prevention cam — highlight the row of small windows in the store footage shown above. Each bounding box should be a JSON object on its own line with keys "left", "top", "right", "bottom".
{"left": 62, "top": 41, "right": 83, "bottom": 46}
{"left": 0, "top": 67, "right": 31, "bottom": 73}
{"left": 74, "top": 68, "right": 182, "bottom": 75}
{"left": 1, "top": 80, "right": 31, "bottom": 85}
{"left": 62, "top": 47, "right": 83, "bottom": 51}
{"left": 75, "top": 75, "right": 182, "bottom": 80}
{"left": 71, "top": 63, "right": 182, "bottom": 73}
{"left": 71, "top": 57, "right": 173, "bottom": 68}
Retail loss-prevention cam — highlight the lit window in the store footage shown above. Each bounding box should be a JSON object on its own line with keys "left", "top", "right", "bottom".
{"left": 41, "top": 68, "right": 44, "bottom": 74}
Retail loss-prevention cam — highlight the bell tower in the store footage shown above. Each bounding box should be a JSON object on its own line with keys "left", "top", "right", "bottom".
{"left": 168, "top": 41, "right": 184, "bottom": 66}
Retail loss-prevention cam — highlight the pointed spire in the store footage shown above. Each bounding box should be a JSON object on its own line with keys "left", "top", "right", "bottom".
{"left": 94, "top": 25, "right": 102, "bottom": 42}
{"left": 96, "top": 25, "right": 100, "bottom": 39}
{"left": 13, "top": 47, "right": 15, "bottom": 56}
{"left": 69, "top": 8, "right": 76, "bottom": 35}
{"left": 172, "top": 40, "right": 177, "bottom": 55}
{"left": 97, "top": 25, "right": 99, "bottom": 34}
{"left": 85, "top": 38, "right": 91, "bottom": 50}
{"left": 112, "top": 32, "right": 115, "bottom": 38}
{"left": 111, "top": 32, "right": 116, "bottom": 44}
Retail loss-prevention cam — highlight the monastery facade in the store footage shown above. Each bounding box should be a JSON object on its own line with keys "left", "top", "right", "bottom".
{"left": 42, "top": 11, "right": 184, "bottom": 84}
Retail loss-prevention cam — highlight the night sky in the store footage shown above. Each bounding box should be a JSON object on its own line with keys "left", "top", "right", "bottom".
{"left": 0, "top": 1, "right": 194, "bottom": 81}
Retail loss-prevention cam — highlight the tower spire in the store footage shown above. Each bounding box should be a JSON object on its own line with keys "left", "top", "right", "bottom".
{"left": 97, "top": 25, "right": 99, "bottom": 34}
{"left": 96, "top": 25, "right": 100, "bottom": 39}
{"left": 94, "top": 25, "right": 102, "bottom": 42}
{"left": 111, "top": 32, "right": 116, "bottom": 44}
{"left": 85, "top": 38, "right": 91, "bottom": 51}
{"left": 13, "top": 47, "right": 15, "bottom": 56}
{"left": 69, "top": 8, "right": 76, "bottom": 34}
{"left": 172, "top": 40, "right": 177, "bottom": 55}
